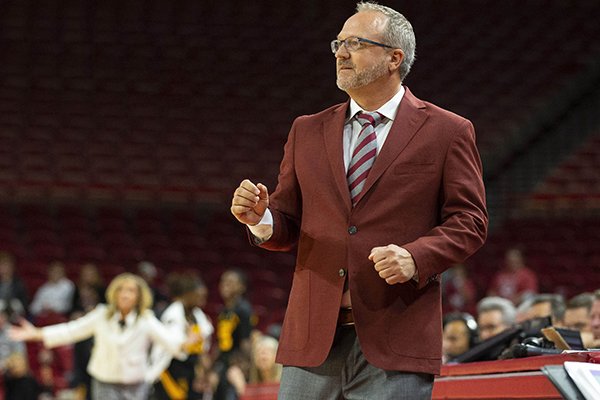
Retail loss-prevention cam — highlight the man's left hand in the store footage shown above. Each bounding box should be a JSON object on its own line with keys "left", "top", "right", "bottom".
{"left": 369, "top": 245, "right": 417, "bottom": 284}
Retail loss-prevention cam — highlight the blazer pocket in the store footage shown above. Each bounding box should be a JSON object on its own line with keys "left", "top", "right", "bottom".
{"left": 393, "top": 162, "right": 436, "bottom": 175}
{"left": 385, "top": 291, "right": 441, "bottom": 360}
{"left": 278, "top": 269, "right": 310, "bottom": 351}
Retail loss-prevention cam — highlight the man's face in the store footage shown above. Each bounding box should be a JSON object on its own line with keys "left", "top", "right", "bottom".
{"left": 219, "top": 272, "right": 243, "bottom": 302}
{"left": 48, "top": 265, "right": 64, "bottom": 282}
{"left": 442, "top": 320, "right": 470, "bottom": 359}
{"left": 590, "top": 300, "right": 600, "bottom": 340}
{"left": 563, "top": 306, "right": 591, "bottom": 333}
{"left": 528, "top": 301, "right": 552, "bottom": 320}
{"left": 478, "top": 309, "right": 508, "bottom": 341}
{"left": 335, "top": 11, "right": 391, "bottom": 91}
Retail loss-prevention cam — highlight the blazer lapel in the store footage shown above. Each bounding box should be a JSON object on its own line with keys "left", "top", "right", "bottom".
{"left": 353, "top": 88, "right": 428, "bottom": 206}
{"left": 323, "top": 101, "right": 353, "bottom": 211}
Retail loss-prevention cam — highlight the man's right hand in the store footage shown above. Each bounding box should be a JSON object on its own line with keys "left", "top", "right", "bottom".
{"left": 230, "top": 179, "right": 269, "bottom": 226}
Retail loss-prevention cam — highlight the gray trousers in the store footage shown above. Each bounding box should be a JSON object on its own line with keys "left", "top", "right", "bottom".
{"left": 278, "top": 326, "right": 434, "bottom": 400}
{"left": 91, "top": 379, "right": 150, "bottom": 400}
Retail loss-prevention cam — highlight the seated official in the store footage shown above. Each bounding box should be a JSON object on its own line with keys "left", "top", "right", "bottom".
{"left": 442, "top": 313, "right": 478, "bottom": 363}
{"left": 476, "top": 296, "right": 517, "bottom": 341}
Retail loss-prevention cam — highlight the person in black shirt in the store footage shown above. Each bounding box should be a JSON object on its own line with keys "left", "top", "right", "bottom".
{"left": 149, "top": 273, "right": 214, "bottom": 400}
{"left": 213, "top": 269, "right": 254, "bottom": 400}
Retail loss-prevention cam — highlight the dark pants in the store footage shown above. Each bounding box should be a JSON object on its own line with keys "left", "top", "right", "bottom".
{"left": 278, "top": 326, "right": 434, "bottom": 400}
{"left": 151, "top": 356, "right": 198, "bottom": 400}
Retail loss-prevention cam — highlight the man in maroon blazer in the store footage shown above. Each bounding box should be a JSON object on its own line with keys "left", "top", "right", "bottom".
{"left": 231, "top": 2, "right": 487, "bottom": 398}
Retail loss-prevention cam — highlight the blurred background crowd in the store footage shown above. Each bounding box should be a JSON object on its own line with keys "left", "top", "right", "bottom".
{"left": 0, "top": 259, "right": 282, "bottom": 400}
{"left": 0, "top": 0, "right": 599, "bottom": 399}
{"left": 441, "top": 248, "right": 600, "bottom": 363}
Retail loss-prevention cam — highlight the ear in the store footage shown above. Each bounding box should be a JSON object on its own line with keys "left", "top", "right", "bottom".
{"left": 388, "top": 49, "right": 404, "bottom": 73}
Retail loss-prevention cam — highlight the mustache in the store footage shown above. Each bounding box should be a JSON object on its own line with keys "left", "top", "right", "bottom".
{"left": 337, "top": 61, "right": 355, "bottom": 69}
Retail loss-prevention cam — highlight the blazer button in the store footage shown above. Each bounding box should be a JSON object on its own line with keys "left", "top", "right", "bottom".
{"left": 338, "top": 268, "right": 346, "bottom": 277}
{"left": 348, "top": 226, "right": 358, "bottom": 235}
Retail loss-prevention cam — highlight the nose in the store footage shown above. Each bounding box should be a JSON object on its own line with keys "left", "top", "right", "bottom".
{"left": 335, "top": 44, "right": 350, "bottom": 59}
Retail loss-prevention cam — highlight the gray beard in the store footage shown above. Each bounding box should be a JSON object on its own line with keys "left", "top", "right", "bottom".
{"left": 336, "top": 60, "right": 388, "bottom": 91}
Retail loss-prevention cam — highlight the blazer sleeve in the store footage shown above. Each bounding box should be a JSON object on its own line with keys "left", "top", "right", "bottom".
{"left": 403, "top": 119, "right": 488, "bottom": 289}
{"left": 256, "top": 117, "right": 303, "bottom": 252}
{"left": 42, "top": 304, "right": 104, "bottom": 348}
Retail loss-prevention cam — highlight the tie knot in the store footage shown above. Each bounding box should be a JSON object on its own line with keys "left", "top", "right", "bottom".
{"left": 356, "top": 111, "right": 384, "bottom": 128}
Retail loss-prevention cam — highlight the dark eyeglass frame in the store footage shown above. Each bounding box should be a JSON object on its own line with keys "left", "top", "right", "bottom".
{"left": 330, "top": 36, "right": 394, "bottom": 54}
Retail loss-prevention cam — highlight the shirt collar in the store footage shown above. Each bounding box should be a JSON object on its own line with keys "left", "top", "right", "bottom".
{"left": 347, "top": 85, "right": 406, "bottom": 123}
{"left": 112, "top": 310, "right": 138, "bottom": 325}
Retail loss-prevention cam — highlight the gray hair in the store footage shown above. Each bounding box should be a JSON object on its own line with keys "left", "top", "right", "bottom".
{"left": 531, "top": 293, "right": 566, "bottom": 321}
{"left": 477, "top": 296, "right": 517, "bottom": 327}
{"left": 356, "top": 1, "right": 416, "bottom": 81}
{"left": 567, "top": 292, "right": 594, "bottom": 311}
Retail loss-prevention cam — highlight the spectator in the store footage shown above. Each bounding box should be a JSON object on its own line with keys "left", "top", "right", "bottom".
{"left": 3, "top": 352, "right": 43, "bottom": 400}
{"left": 442, "top": 264, "right": 477, "bottom": 315}
{"left": 0, "top": 303, "right": 27, "bottom": 375}
{"left": 9, "top": 273, "right": 199, "bottom": 400}
{"left": 71, "top": 263, "right": 105, "bottom": 315}
{"left": 248, "top": 335, "right": 281, "bottom": 385}
{"left": 214, "top": 269, "right": 254, "bottom": 400}
{"left": 590, "top": 290, "right": 600, "bottom": 347}
{"left": 227, "top": 335, "right": 282, "bottom": 398}
{"left": 0, "top": 251, "right": 28, "bottom": 318}
{"left": 192, "top": 354, "right": 218, "bottom": 400}
{"left": 476, "top": 296, "right": 517, "bottom": 341}
{"left": 148, "top": 273, "right": 214, "bottom": 400}
{"left": 487, "top": 247, "right": 539, "bottom": 305}
{"left": 442, "top": 312, "right": 478, "bottom": 363}
{"left": 563, "top": 292, "right": 594, "bottom": 348}
{"left": 527, "top": 293, "right": 566, "bottom": 325}
{"left": 29, "top": 261, "right": 75, "bottom": 317}
{"left": 138, "top": 261, "right": 169, "bottom": 315}
{"left": 36, "top": 348, "right": 58, "bottom": 399}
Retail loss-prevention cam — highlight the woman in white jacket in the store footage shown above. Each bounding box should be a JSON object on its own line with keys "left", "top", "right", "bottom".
{"left": 10, "top": 272, "right": 192, "bottom": 400}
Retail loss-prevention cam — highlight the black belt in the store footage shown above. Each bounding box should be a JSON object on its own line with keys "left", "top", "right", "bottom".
{"left": 338, "top": 308, "right": 354, "bottom": 326}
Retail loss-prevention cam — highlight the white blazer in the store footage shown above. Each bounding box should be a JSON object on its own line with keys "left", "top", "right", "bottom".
{"left": 42, "top": 304, "right": 184, "bottom": 384}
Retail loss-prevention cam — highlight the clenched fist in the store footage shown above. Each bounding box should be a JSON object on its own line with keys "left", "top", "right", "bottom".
{"left": 230, "top": 179, "right": 270, "bottom": 226}
{"left": 369, "top": 244, "right": 417, "bottom": 285}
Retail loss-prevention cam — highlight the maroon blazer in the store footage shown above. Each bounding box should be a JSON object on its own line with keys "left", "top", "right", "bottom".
{"left": 257, "top": 87, "right": 488, "bottom": 375}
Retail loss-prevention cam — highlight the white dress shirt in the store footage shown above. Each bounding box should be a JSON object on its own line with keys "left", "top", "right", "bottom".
{"left": 42, "top": 304, "right": 184, "bottom": 384}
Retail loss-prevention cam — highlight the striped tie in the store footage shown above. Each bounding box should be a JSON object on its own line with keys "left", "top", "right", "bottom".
{"left": 347, "top": 111, "right": 383, "bottom": 206}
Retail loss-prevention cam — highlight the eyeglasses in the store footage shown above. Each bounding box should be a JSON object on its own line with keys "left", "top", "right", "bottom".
{"left": 330, "top": 36, "right": 394, "bottom": 54}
